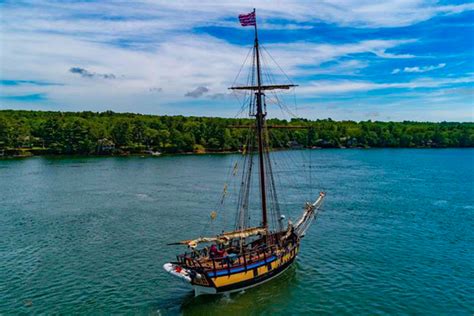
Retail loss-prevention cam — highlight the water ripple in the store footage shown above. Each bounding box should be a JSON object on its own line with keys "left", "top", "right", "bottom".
{"left": 1, "top": 150, "right": 473, "bottom": 314}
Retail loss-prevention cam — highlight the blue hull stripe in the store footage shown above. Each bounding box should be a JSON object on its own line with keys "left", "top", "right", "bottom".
{"left": 207, "top": 256, "right": 277, "bottom": 277}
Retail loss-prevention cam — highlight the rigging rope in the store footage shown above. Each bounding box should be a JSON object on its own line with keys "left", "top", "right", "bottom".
{"left": 202, "top": 36, "right": 320, "bottom": 238}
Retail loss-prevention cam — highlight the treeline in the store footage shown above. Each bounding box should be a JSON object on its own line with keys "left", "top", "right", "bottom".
{"left": 0, "top": 110, "right": 472, "bottom": 156}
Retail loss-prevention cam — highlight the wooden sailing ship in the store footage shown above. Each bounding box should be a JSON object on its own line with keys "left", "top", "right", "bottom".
{"left": 163, "top": 9, "right": 325, "bottom": 296}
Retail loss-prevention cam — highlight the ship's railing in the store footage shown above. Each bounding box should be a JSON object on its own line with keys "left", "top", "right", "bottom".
{"left": 176, "top": 242, "right": 297, "bottom": 276}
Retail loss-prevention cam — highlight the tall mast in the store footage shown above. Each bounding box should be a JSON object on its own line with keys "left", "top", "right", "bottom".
{"left": 253, "top": 9, "right": 268, "bottom": 229}
{"left": 230, "top": 9, "right": 297, "bottom": 230}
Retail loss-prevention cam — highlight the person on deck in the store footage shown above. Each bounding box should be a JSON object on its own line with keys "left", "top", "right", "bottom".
{"left": 217, "top": 245, "right": 226, "bottom": 257}
{"left": 209, "top": 244, "right": 218, "bottom": 258}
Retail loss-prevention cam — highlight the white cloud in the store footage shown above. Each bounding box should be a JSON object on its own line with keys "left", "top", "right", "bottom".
{"left": 263, "top": 39, "right": 416, "bottom": 77}
{"left": 0, "top": 26, "right": 417, "bottom": 108}
{"left": 299, "top": 60, "right": 369, "bottom": 76}
{"left": 403, "top": 63, "right": 446, "bottom": 73}
{"left": 1, "top": 0, "right": 473, "bottom": 121}
{"left": 299, "top": 76, "right": 474, "bottom": 95}
{"left": 292, "top": 88, "right": 474, "bottom": 122}
{"left": 2, "top": 1, "right": 474, "bottom": 36}
{"left": 332, "top": 1, "right": 474, "bottom": 27}
{"left": 392, "top": 63, "right": 446, "bottom": 74}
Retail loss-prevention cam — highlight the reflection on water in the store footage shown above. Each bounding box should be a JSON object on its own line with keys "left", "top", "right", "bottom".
{"left": 180, "top": 265, "right": 297, "bottom": 315}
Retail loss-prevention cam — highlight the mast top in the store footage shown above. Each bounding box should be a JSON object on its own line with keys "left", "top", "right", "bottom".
{"left": 231, "top": 9, "right": 296, "bottom": 92}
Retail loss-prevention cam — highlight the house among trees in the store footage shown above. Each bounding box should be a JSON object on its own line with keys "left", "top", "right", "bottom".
{"left": 0, "top": 110, "right": 472, "bottom": 156}
{"left": 287, "top": 140, "right": 303, "bottom": 149}
{"left": 97, "top": 138, "right": 115, "bottom": 154}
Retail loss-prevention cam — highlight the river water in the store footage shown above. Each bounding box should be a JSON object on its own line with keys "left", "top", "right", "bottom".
{"left": 1, "top": 149, "right": 473, "bottom": 314}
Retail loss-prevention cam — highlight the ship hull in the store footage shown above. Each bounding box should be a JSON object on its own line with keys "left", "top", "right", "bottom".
{"left": 164, "top": 243, "right": 299, "bottom": 297}
{"left": 189, "top": 245, "right": 298, "bottom": 296}
{"left": 193, "top": 255, "right": 296, "bottom": 296}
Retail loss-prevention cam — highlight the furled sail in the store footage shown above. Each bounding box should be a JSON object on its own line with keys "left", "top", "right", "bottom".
{"left": 294, "top": 192, "right": 325, "bottom": 237}
{"left": 171, "top": 227, "right": 268, "bottom": 248}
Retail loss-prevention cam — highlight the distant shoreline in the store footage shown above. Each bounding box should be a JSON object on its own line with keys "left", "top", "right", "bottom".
{"left": 1, "top": 146, "right": 472, "bottom": 160}
{"left": 1, "top": 110, "right": 473, "bottom": 157}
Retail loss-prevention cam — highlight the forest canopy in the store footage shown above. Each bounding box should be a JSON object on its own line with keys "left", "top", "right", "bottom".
{"left": 0, "top": 110, "right": 472, "bottom": 156}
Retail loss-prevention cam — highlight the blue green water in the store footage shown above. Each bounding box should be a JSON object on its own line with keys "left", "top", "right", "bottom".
{"left": 1, "top": 149, "right": 473, "bottom": 315}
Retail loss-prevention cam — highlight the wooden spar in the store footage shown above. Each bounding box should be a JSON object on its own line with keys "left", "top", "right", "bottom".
{"left": 253, "top": 9, "right": 268, "bottom": 229}
{"left": 169, "top": 227, "right": 268, "bottom": 248}
{"left": 229, "top": 84, "right": 298, "bottom": 90}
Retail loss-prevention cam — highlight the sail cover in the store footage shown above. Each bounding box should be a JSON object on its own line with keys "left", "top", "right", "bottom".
{"left": 175, "top": 227, "right": 267, "bottom": 248}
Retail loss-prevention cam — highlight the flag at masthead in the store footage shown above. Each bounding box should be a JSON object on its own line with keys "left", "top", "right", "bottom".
{"left": 238, "top": 10, "right": 256, "bottom": 26}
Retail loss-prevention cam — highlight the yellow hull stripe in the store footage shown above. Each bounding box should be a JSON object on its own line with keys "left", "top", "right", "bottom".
{"left": 211, "top": 247, "right": 298, "bottom": 288}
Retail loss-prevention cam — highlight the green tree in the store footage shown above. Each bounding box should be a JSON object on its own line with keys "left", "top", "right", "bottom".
{"left": 111, "top": 120, "right": 131, "bottom": 146}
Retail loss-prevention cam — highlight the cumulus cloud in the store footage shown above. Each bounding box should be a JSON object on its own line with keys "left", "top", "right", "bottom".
{"left": 185, "top": 86, "right": 209, "bottom": 98}
{"left": 69, "top": 67, "right": 116, "bottom": 79}
{"left": 1, "top": 1, "right": 473, "bottom": 120}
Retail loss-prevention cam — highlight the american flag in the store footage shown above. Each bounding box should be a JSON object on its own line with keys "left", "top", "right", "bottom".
{"left": 239, "top": 11, "right": 256, "bottom": 26}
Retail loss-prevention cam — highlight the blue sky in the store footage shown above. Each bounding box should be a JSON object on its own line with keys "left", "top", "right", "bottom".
{"left": 0, "top": 0, "right": 473, "bottom": 121}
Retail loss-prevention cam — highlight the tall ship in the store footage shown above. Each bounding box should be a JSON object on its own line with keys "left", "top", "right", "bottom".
{"left": 163, "top": 10, "right": 325, "bottom": 296}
